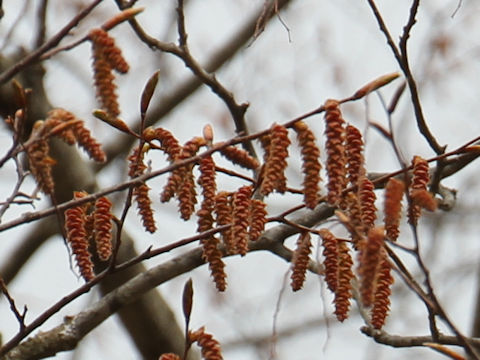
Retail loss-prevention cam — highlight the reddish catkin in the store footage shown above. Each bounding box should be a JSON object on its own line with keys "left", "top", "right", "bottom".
{"left": 408, "top": 155, "right": 430, "bottom": 225}
{"left": 46, "top": 108, "right": 77, "bottom": 145}
{"left": 219, "top": 145, "right": 260, "bottom": 170}
{"left": 371, "top": 257, "right": 394, "bottom": 329}
{"left": 335, "top": 240, "right": 354, "bottom": 322}
{"left": 324, "top": 99, "right": 347, "bottom": 206}
{"left": 144, "top": 127, "right": 182, "bottom": 162}
{"left": 198, "top": 156, "right": 217, "bottom": 211}
{"left": 384, "top": 178, "right": 405, "bottom": 241}
{"left": 47, "top": 108, "right": 106, "bottom": 162}
{"left": 214, "top": 192, "right": 234, "bottom": 253}
{"left": 26, "top": 129, "right": 56, "bottom": 194}
{"left": 189, "top": 327, "right": 224, "bottom": 360}
{"left": 89, "top": 28, "right": 129, "bottom": 73}
{"left": 134, "top": 184, "right": 156, "bottom": 233}
{"left": 199, "top": 211, "right": 227, "bottom": 292}
{"left": 93, "top": 197, "right": 113, "bottom": 261}
{"left": 128, "top": 146, "right": 156, "bottom": 233}
{"left": 260, "top": 124, "right": 290, "bottom": 195}
{"left": 293, "top": 121, "right": 322, "bottom": 209}
{"left": 231, "top": 186, "right": 252, "bottom": 256}
{"left": 345, "top": 124, "right": 365, "bottom": 187}
{"left": 65, "top": 192, "right": 95, "bottom": 281}
{"left": 248, "top": 199, "right": 267, "bottom": 242}
{"left": 290, "top": 232, "right": 312, "bottom": 291}
{"left": 72, "top": 121, "right": 106, "bottom": 163}
{"left": 319, "top": 229, "right": 339, "bottom": 293}
{"left": 90, "top": 51, "right": 120, "bottom": 120}
{"left": 358, "top": 176, "right": 377, "bottom": 235}
{"left": 344, "top": 191, "right": 363, "bottom": 245}
{"left": 161, "top": 137, "right": 205, "bottom": 207}
{"left": 411, "top": 189, "right": 437, "bottom": 212}
{"left": 358, "top": 227, "right": 385, "bottom": 307}
{"left": 158, "top": 354, "right": 181, "bottom": 360}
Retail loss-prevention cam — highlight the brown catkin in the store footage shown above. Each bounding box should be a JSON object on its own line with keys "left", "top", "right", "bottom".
{"left": 90, "top": 49, "right": 120, "bottom": 120}
{"left": 358, "top": 227, "right": 384, "bottom": 307}
{"left": 384, "top": 178, "right": 405, "bottom": 241}
{"left": 46, "top": 108, "right": 77, "bottom": 144}
{"left": 293, "top": 121, "right": 322, "bottom": 209}
{"left": 189, "top": 327, "right": 224, "bottom": 360}
{"left": 334, "top": 240, "right": 354, "bottom": 322}
{"left": 46, "top": 108, "right": 106, "bottom": 162}
{"left": 260, "top": 124, "right": 290, "bottom": 195}
{"left": 358, "top": 176, "right": 377, "bottom": 235}
{"left": 93, "top": 196, "right": 113, "bottom": 261}
{"left": 89, "top": 28, "right": 129, "bottom": 73}
{"left": 214, "top": 192, "right": 234, "bottom": 253}
{"left": 319, "top": 229, "right": 339, "bottom": 293}
{"left": 219, "top": 145, "right": 260, "bottom": 170}
{"left": 199, "top": 211, "right": 227, "bottom": 292}
{"left": 345, "top": 124, "right": 365, "bottom": 186}
{"left": 248, "top": 199, "right": 267, "bottom": 241}
{"left": 159, "top": 354, "right": 181, "bottom": 360}
{"left": 198, "top": 156, "right": 217, "bottom": 211}
{"left": 128, "top": 145, "right": 156, "bottom": 233}
{"left": 324, "top": 99, "right": 347, "bottom": 206}
{"left": 231, "top": 185, "right": 252, "bottom": 256}
{"left": 344, "top": 191, "right": 363, "bottom": 246}
{"left": 65, "top": 192, "right": 94, "bottom": 281}
{"left": 290, "top": 232, "right": 312, "bottom": 291}
{"left": 371, "top": 257, "right": 394, "bottom": 329}
{"left": 408, "top": 155, "right": 430, "bottom": 225}
{"left": 26, "top": 124, "right": 56, "bottom": 195}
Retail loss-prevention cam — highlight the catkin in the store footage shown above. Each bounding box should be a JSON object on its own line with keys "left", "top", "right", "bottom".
{"left": 231, "top": 185, "right": 252, "bottom": 256}
{"left": 94, "top": 196, "right": 113, "bottom": 261}
{"left": 64, "top": 192, "right": 95, "bottom": 281}
{"left": 371, "top": 257, "right": 394, "bottom": 329}
{"left": 384, "top": 178, "right": 405, "bottom": 241}
{"left": 260, "top": 124, "right": 290, "bottom": 195}
{"left": 293, "top": 121, "right": 322, "bottom": 209}
{"left": 319, "top": 229, "right": 339, "bottom": 293}
{"left": 408, "top": 156, "right": 430, "bottom": 225}
{"left": 189, "top": 327, "right": 224, "bottom": 360}
{"left": 358, "top": 227, "right": 384, "bottom": 307}
{"left": 290, "top": 232, "right": 312, "bottom": 291}
{"left": 324, "top": 99, "right": 347, "bottom": 206}
{"left": 334, "top": 240, "right": 354, "bottom": 322}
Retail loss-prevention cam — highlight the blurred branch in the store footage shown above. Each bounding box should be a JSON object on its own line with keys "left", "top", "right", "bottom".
{"left": 0, "top": 0, "right": 103, "bottom": 84}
